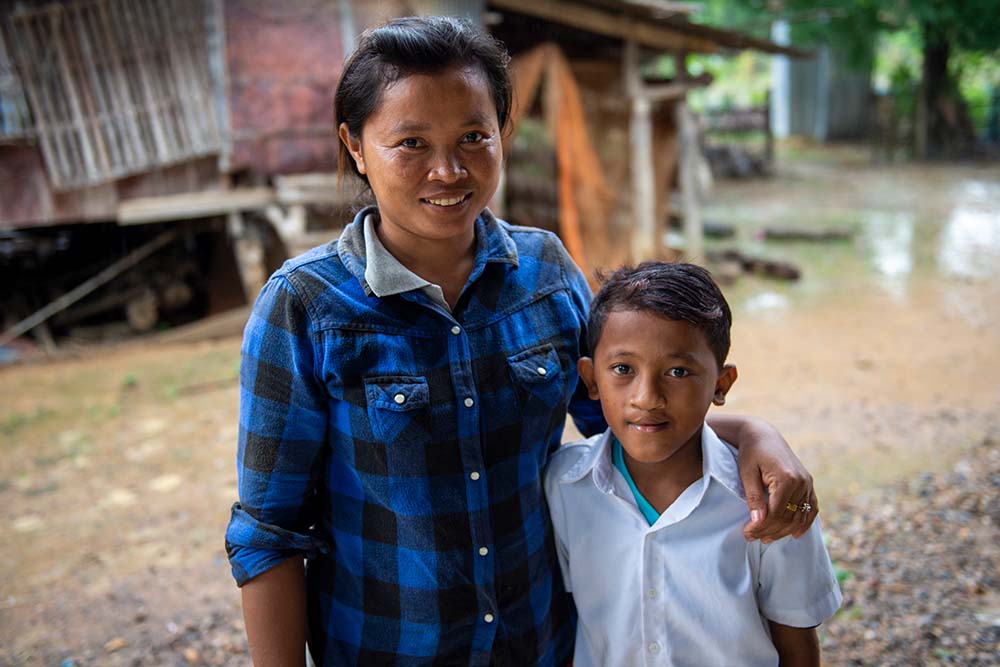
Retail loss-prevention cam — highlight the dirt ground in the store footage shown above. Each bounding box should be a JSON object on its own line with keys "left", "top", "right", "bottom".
{"left": 2, "top": 149, "right": 999, "bottom": 665}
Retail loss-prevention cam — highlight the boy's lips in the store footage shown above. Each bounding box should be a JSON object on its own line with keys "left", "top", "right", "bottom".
{"left": 627, "top": 420, "right": 669, "bottom": 433}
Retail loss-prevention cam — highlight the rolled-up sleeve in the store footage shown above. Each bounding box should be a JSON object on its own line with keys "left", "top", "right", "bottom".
{"left": 757, "top": 517, "right": 843, "bottom": 627}
{"left": 225, "top": 275, "right": 329, "bottom": 586}
{"left": 557, "top": 243, "right": 606, "bottom": 438}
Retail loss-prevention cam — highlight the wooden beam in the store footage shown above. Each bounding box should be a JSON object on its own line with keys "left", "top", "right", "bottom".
{"left": 489, "top": 0, "right": 718, "bottom": 53}
{"left": 117, "top": 187, "right": 275, "bottom": 225}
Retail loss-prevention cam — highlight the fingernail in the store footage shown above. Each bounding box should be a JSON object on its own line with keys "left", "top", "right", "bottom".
{"left": 750, "top": 509, "right": 762, "bottom": 523}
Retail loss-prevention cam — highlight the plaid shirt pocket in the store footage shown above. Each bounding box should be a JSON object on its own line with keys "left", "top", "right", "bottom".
{"left": 507, "top": 343, "right": 565, "bottom": 406}
{"left": 364, "top": 375, "right": 431, "bottom": 443}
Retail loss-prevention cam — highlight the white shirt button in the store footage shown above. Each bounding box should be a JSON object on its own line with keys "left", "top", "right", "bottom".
{"left": 470, "top": 471, "right": 481, "bottom": 481}
{"left": 393, "top": 393, "right": 406, "bottom": 405}
{"left": 647, "top": 588, "right": 657, "bottom": 598}
{"left": 536, "top": 366, "right": 547, "bottom": 376}
{"left": 478, "top": 546, "right": 489, "bottom": 556}
{"left": 648, "top": 642, "right": 661, "bottom": 654}
{"left": 484, "top": 613, "right": 494, "bottom": 623}
{"left": 450, "top": 325, "right": 461, "bottom": 335}
{"left": 464, "top": 397, "right": 475, "bottom": 408}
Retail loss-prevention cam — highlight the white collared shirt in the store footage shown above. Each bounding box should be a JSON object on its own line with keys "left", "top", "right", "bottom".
{"left": 544, "top": 425, "right": 842, "bottom": 667}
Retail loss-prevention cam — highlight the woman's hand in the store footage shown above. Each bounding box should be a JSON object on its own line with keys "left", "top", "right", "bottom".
{"left": 706, "top": 414, "right": 818, "bottom": 542}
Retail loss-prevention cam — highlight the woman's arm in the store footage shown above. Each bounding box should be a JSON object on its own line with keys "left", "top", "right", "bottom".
{"left": 706, "top": 413, "right": 817, "bottom": 542}
{"left": 242, "top": 557, "right": 308, "bottom": 667}
{"left": 768, "top": 622, "right": 819, "bottom": 667}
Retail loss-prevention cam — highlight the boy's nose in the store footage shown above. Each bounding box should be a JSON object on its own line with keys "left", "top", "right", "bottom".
{"left": 630, "top": 378, "right": 665, "bottom": 411}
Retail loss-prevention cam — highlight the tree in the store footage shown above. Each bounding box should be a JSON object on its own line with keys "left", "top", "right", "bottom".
{"left": 693, "top": 0, "right": 1000, "bottom": 157}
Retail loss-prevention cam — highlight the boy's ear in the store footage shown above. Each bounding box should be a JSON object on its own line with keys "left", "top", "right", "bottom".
{"left": 338, "top": 122, "right": 366, "bottom": 174}
{"left": 712, "top": 364, "right": 738, "bottom": 406}
{"left": 577, "top": 357, "right": 600, "bottom": 400}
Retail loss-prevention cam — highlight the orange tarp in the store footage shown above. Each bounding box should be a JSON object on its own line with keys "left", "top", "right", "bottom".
{"left": 507, "top": 44, "right": 614, "bottom": 277}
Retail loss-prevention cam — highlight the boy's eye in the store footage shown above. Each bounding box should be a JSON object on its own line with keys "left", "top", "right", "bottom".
{"left": 611, "top": 363, "right": 632, "bottom": 376}
{"left": 668, "top": 368, "right": 689, "bottom": 378}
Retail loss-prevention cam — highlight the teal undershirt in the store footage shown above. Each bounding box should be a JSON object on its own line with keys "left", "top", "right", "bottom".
{"left": 611, "top": 437, "right": 661, "bottom": 526}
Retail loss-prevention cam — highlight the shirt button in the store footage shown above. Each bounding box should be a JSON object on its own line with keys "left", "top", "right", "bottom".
{"left": 469, "top": 471, "right": 481, "bottom": 481}
{"left": 648, "top": 642, "right": 661, "bottom": 654}
{"left": 484, "top": 613, "right": 494, "bottom": 623}
{"left": 393, "top": 393, "right": 406, "bottom": 405}
{"left": 450, "top": 325, "right": 461, "bottom": 335}
{"left": 478, "top": 546, "right": 489, "bottom": 556}
{"left": 647, "top": 588, "right": 657, "bottom": 598}
{"left": 464, "top": 397, "right": 474, "bottom": 408}
{"left": 536, "top": 366, "right": 547, "bottom": 376}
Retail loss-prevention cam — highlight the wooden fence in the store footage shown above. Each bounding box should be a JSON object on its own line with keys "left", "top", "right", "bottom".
{"left": 6, "top": 0, "right": 220, "bottom": 189}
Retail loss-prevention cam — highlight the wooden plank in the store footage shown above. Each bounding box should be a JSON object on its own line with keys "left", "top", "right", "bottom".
{"left": 118, "top": 0, "right": 171, "bottom": 162}
{"left": 50, "top": 8, "right": 100, "bottom": 182}
{"left": 489, "top": 0, "right": 717, "bottom": 53}
{"left": 11, "top": 13, "right": 72, "bottom": 186}
{"left": 117, "top": 186, "right": 276, "bottom": 225}
{"left": 66, "top": 3, "right": 114, "bottom": 178}
{"left": 96, "top": 0, "right": 143, "bottom": 170}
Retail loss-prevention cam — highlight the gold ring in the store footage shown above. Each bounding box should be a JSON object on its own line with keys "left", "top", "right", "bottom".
{"left": 784, "top": 502, "right": 798, "bottom": 512}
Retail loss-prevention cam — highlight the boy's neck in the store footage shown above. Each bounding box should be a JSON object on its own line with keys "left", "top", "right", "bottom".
{"left": 618, "top": 427, "right": 705, "bottom": 515}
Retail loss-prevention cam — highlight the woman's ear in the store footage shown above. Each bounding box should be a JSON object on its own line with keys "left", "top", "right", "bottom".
{"left": 713, "top": 364, "right": 738, "bottom": 406}
{"left": 577, "top": 357, "right": 600, "bottom": 400}
{"left": 338, "top": 122, "right": 366, "bottom": 175}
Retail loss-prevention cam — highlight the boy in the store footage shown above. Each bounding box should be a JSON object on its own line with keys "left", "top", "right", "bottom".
{"left": 545, "top": 262, "right": 842, "bottom": 666}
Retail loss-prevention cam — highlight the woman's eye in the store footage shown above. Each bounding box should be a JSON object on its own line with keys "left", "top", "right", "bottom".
{"left": 400, "top": 138, "right": 422, "bottom": 148}
{"left": 611, "top": 364, "right": 632, "bottom": 375}
{"left": 462, "top": 131, "right": 485, "bottom": 143}
{"left": 668, "top": 368, "right": 689, "bottom": 378}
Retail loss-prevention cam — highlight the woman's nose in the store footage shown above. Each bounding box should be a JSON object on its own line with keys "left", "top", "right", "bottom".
{"left": 428, "top": 150, "right": 467, "bottom": 182}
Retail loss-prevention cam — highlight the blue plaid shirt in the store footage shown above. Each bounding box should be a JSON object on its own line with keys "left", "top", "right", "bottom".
{"left": 226, "top": 207, "right": 605, "bottom": 665}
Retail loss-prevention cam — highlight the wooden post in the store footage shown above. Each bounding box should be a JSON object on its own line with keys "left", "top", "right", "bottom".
{"left": 625, "top": 38, "right": 658, "bottom": 263}
{"left": 676, "top": 100, "right": 703, "bottom": 261}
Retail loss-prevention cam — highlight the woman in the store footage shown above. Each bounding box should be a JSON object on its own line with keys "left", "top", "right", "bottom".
{"left": 226, "top": 16, "right": 817, "bottom": 666}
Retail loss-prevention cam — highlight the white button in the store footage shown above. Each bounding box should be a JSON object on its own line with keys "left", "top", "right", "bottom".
{"left": 451, "top": 325, "right": 461, "bottom": 335}
{"left": 648, "top": 642, "right": 661, "bottom": 654}
{"left": 464, "top": 397, "right": 474, "bottom": 408}
{"left": 393, "top": 393, "right": 406, "bottom": 405}
{"left": 647, "top": 588, "right": 657, "bottom": 598}
{"left": 536, "top": 366, "right": 547, "bottom": 376}
{"left": 484, "top": 613, "right": 494, "bottom": 623}
{"left": 470, "top": 471, "right": 481, "bottom": 481}
{"left": 478, "top": 546, "right": 489, "bottom": 556}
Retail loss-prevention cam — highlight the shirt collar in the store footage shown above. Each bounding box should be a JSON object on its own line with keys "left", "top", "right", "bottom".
{"left": 559, "top": 424, "right": 746, "bottom": 502}
{"left": 337, "top": 205, "right": 520, "bottom": 298}
{"left": 363, "top": 212, "right": 435, "bottom": 298}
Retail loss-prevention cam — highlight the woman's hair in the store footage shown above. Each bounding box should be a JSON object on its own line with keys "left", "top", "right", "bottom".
{"left": 334, "top": 16, "right": 512, "bottom": 185}
{"left": 588, "top": 262, "right": 733, "bottom": 368}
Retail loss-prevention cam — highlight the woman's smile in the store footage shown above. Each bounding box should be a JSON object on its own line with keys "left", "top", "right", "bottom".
{"left": 339, "top": 65, "right": 502, "bottom": 258}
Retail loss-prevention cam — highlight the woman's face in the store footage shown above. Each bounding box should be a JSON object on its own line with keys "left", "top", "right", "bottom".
{"left": 339, "top": 65, "right": 503, "bottom": 249}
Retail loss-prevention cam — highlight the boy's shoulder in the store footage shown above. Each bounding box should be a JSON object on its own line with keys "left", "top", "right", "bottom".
{"left": 545, "top": 432, "right": 605, "bottom": 487}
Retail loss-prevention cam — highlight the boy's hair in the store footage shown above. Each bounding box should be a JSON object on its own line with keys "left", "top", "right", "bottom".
{"left": 587, "top": 262, "right": 732, "bottom": 368}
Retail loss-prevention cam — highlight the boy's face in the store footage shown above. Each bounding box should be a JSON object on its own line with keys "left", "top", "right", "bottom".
{"left": 579, "top": 309, "right": 737, "bottom": 466}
